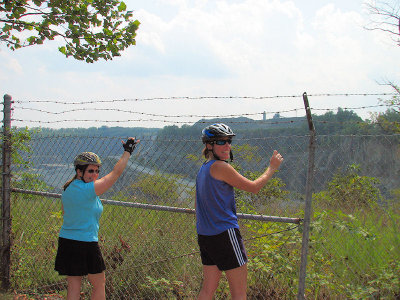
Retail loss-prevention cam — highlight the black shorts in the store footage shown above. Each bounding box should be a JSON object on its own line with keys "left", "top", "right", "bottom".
{"left": 54, "top": 237, "right": 106, "bottom": 276}
{"left": 197, "top": 228, "right": 247, "bottom": 271}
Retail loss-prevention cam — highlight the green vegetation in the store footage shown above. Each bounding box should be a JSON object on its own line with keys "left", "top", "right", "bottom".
{"left": 2, "top": 107, "right": 400, "bottom": 298}
{"left": 6, "top": 159, "right": 400, "bottom": 299}
{"left": 1, "top": 0, "right": 140, "bottom": 62}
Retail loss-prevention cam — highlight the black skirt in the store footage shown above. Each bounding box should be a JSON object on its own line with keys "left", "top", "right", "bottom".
{"left": 54, "top": 237, "right": 106, "bottom": 276}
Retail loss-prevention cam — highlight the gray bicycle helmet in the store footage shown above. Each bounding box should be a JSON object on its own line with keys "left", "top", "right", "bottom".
{"left": 201, "top": 123, "right": 235, "bottom": 144}
{"left": 74, "top": 152, "right": 102, "bottom": 167}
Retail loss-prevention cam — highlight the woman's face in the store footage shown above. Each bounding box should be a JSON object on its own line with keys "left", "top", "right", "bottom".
{"left": 208, "top": 138, "right": 232, "bottom": 160}
{"left": 77, "top": 164, "right": 100, "bottom": 183}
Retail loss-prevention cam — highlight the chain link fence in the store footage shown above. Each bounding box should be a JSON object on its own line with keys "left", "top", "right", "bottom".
{"left": 1, "top": 94, "right": 400, "bottom": 299}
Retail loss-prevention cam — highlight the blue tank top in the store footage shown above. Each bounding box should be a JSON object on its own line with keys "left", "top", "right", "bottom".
{"left": 59, "top": 179, "right": 103, "bottom": 242}
{"left": 196, "top": 160, "right": 239, "bottom": 235}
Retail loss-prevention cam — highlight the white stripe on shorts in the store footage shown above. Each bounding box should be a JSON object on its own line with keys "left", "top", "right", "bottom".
{"left": 228, "top": 228, "right": 245, "bottom": 266}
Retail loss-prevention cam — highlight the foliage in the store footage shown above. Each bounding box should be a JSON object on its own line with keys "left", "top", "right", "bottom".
{"left": 246, "top": 221, "right": 301, "bottom": 299}
{"left": 308, "top": 209, "right": 400, "bottom": 299}
{"left": 0, "top": 127, "right": 33, "bottom": 169}
{"left": 35, "top": 126, "right": 159, "bottom": 137}
{"left": 369, "top": 83, "right": 400, "bottom": 133}
{"left": 228, "top": 144, "right": 290, "bottom": 212}
{"left": 232, "top": 143, "right": 262, "bottom": 164}
{"left": 4, "top": 123, "right": 400, "bottom": 298}
{"left": 1, "top": 0, "right": 140, "bottom": 62}
{"left": 6, "top": 163, "right": 400, "bottom": 299}
{"left": 13, "top": 172, "right": 53, "bottom": 196}
{"left": 311, "top": 108, "right": 364, "bottom": 135}
{"left": 139, "top": 276, "right": 184, "bottom": 298}
{"left": 313, "top": 164, "right": 383, "bottom": 209}
{"left": 118, "top": 171, "right": 182, "bottom": 205}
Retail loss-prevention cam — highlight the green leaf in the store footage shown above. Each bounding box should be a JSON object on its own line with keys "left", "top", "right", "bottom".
{"left": 3, "top": 24, "right": 13, "bottom": 32}
{"left": 118, "top": 2, "right": 127, "bottom": 12}
{"left": 59, "top": 46, "right": 67, "bottom": 54}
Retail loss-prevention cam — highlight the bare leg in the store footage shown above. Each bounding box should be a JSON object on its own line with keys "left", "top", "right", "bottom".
{"left": 197, "top": 265, "right": 222, "bottom": 300}
{"left": 225, "top": 264, "right": 247, "bottom": 300}
{"left": 67, "top": 276, "right": 83, "bottom": 300}
{"left": 88, "top": 271, "right": 106, "bottom": 300}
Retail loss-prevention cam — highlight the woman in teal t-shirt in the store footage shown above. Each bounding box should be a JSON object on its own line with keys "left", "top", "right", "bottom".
{"left": 55, "top": 137, "right": 138, "bottom": 300}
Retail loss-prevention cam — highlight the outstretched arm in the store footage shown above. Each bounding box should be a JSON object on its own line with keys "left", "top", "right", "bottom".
{"left": 211, "top": 150, "right": 283, "bottom": 194}
{"left": 94, "top": 137, "right": 139, "bottom": 196}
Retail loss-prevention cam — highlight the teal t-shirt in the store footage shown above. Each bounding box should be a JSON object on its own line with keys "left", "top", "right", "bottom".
{"left": 59, "top": 179, "right": 103, "bottom": 242}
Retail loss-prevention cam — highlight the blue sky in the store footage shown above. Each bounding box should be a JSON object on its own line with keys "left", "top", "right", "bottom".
{"left": 1, "top": 0, "right": 399, "bottom": 128}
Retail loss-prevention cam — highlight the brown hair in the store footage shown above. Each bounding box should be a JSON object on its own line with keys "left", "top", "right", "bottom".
{"left": 62, "top": 165, "right": 87, "bottom": 190}
{"left": 202, "top": 145, "right": 213, "bottom": 160}
{"left": 63, "top": 174, "right": 78, "bottom": 191}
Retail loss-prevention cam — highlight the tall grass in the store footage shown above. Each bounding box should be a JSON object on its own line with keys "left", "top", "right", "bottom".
{"left": 8, "top": 192, "right": 400, "bottom": 299}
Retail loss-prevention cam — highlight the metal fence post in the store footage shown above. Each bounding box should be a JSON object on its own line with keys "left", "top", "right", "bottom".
{"left": 1, "top": 94, "right": 12, "bottom": 290}
{"left": 297, "top": 92, "right": 316, "bottom": 299}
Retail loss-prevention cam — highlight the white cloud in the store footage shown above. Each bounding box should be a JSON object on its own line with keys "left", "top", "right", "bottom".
{"left": 5, "top": 57, "right": 23, "bottom": 75}
{"left": 1, "top": 0, "right": 400, "bottom": 128}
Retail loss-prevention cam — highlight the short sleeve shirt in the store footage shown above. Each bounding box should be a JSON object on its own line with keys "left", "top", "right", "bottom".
{"left": 59, "top": 180, "right": 103, "bottom": 242}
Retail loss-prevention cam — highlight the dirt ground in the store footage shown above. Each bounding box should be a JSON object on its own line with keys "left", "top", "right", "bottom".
{"left": 0, "top": 291, "right": 64, "bottom": 300}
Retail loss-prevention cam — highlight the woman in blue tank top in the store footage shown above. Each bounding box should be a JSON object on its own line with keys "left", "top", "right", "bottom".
{"left": 196, "top": 123, "right": 283, "bottom": 300}
{"left": 55, "top": 137, "right": 139, "bottom": 300}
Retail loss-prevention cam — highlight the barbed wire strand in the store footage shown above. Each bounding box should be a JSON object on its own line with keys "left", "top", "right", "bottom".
{"left": 10, "top": 118, "right": 308, "bottom": 125}
{"left": 10, "top": 118, "right": 400, "bottom": 128}
{"left": 10, "top": 103, "right": 397, "bottom": 119}
{"left": 12, "top": 92, "right": 398, "bottom": 105}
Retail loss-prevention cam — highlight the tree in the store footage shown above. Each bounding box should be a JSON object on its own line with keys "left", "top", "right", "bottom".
{"left": 364, "top": 1, "right": 400, "bottom": 130}
{"left": 313, "top": 164, "right": 382, "bottom": 209}
{"left": 364, "top": 0, "right": 400, "bottom": 46}
{"left": 369, "top": 82, "right": 400, "bottom": 133}
{"left": 0, "top": 0, "right": 140, "bottom": 63}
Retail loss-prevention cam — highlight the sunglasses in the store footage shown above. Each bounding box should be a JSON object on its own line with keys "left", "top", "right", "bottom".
{"left": 214, "top": 139, "right": 232, "bottom": 145}
{"left": 87, "top": 169, "right": 100, "bottom": 174}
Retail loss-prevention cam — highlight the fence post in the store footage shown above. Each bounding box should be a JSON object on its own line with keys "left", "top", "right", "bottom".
{"left": 297, "top": 92, "right": 316, "bottom": 299}
{"left": 1, "top": 94, "right": 12, "bottom": 290}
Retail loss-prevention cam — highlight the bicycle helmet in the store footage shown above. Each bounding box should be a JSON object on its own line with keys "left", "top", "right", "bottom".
{"left": 201, "top": 123, "right": 235, "bottom": 144}
{"left": 73, "top": 152, "right": 102, "bottom": 167}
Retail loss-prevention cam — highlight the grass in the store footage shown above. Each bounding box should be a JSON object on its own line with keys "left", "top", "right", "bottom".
{"left": 5, "top": 191, "right": 400, "bottom": 299}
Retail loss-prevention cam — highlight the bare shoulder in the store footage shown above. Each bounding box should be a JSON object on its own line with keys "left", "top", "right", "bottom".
{"left": 211, "top": 160, "right": 232, "bottom": 170}
{"left": 210, "top": 160, "right": 236, "bottom": 180}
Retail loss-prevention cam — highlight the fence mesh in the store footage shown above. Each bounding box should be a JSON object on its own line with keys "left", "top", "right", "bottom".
{"left": 2, "top": 93, "right": 400, "bottom": 299}
{"left": 8, "top": 134, "right": 304, "bottom": 299}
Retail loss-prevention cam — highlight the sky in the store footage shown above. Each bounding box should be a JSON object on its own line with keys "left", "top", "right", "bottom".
{"left": 1, "top": 0, "right": 400, "bottom": 128}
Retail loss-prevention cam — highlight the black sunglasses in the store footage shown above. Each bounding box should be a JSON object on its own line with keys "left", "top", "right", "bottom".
{"left": 87, "top": 169, "right": 100, "bottom": 174}
{"left": 214, "top": 139, "right": 232, "bottom": 145}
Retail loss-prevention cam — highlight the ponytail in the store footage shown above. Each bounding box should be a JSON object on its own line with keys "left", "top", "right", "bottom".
{"left": 63, "top": 165, "right": 87, "bottom": 190}
{"left": 202, "top": 146, "right": 211, "bottom": 159}
{"left": 63, "top": 174, "right": 78, "bottom": 191}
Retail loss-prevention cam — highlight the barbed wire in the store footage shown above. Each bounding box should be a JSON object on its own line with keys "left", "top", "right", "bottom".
{"left": 10, "top": 103, "right": 398, "bottom": 120}
{"left": 11, "top": 118, "right": 308, "bottom": 125}
{"left": 23, "top": 133, "right": 400, "bottom": 141}
{"left": 314, "top": 120, "right": 400, "bottom": 126}
{"left": 12, "top": 92, "right": 398, "bottom": 105}
{"left": 10, "top": 118, "right": 400, "bottom": 128}
{"left": 6, "top": 93, "right": 399, "bottom": 128}
{"left": 11, "top": 106, "right": 301, "bottom": 118}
